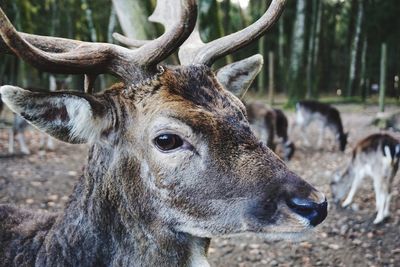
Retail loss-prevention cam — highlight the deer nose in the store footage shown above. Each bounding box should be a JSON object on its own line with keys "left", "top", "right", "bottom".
{"left": 286, "top": 197, "right": 328, "bottom": 226}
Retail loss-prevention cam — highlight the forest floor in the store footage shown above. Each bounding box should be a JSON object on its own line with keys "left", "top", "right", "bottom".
{"left": 0, "top": 104, "right": 399, "bottom": 267}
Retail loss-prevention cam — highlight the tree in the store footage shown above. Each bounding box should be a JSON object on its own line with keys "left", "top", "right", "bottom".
{"left": 287, "top": 0, "right": 306, "bottom": 104}
{"left": 257, "top": 0, "right": 267, "bottom": 95}
{"left": 379, "top": 43, "right": 387, "bottom": 112}
{"left": 306, "top": 0, "right": 322, "bottom": 99}
{"left": 346, "top": 0, "right": 365, "bottom": 97}
{"left": 112, "top": 0, "right": 155, "bottom": 40}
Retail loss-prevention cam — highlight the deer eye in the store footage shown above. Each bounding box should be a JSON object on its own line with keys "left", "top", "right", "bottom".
{"left": 154, "top": 134, "right": 184, "bottom": 151}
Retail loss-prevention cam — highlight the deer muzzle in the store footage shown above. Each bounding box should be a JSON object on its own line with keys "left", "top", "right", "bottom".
{"left": 286, "top": 190, "right": 327, "bottom": 226}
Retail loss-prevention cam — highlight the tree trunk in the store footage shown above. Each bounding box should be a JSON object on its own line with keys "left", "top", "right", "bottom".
{"left": 107, "top": 5, "right": 118, "bottom": 43}
{"left": 223, "top": 0, "right": 231, "bottom": 35}
{"left": 12, "top": 2, "right": 27, "bottom": 87}
{"left": 216, "top": 1, "right": 233, "bottom": 64}
{"left": 81, "top": 0, "right": 97, "bottom": 42}
{"left": 347, "top": 0, "right": 364, "bottom": 97}
{"left": 81, "top": 0, "right": 106, "bottom": 91}
{"left": 257, "top": 0, "right": 267, "bottom": 95}
{"left": 0, "top": 56, "right": 8, "bottom": 83}
{"left": 268, "top": 52, "right": 275, "bottom": 106}
{"left": 312, "top": 0, "right": 322, "bottom": 98}
{"left": 360, "top": 37, "right": 367, "bottom": 103}
{"left": 278, "top": 18, "right": 285, "bottom": 92}
{"left": 287, "top": 0, "right": 306, "bottom": 104}
{"left": 379, "top": 43, "right": 387, "bottom": 113}
{"left": 306, "top": 0, "right": 318, "bottom": 99}
{"left": 50, "top": 0, "right": 60, "bottom": 36}
{"left": 112, "top": 0, "right": 154, "bottom": 40}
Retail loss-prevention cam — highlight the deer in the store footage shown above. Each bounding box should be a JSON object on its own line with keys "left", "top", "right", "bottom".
{"left": 245, "top": 101, "right": 295, "bottom": 160}
{"left": 330, "top": 133, "right": 400, "bottom": 224}
{"left": 295, "top": 100, "right": 348, "bottom": 152}
{"left": 0, "top": 1, "right": 328, "bottom": 266}
{"left": 0, "top": 75, "right": 69, "bottom": 154}
{"left": 0, "top": 93, "right": 30, "bottom": 154}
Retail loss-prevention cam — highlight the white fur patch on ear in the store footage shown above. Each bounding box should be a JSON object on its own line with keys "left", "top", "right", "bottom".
{"left": 1, "top": 85, "right": 111, "bottom": 144}
{"left": 64, "top": 97, "right": 99, "bottom": 143}
{"left": 216, "top": 54, "right": 263, "bottom": 98}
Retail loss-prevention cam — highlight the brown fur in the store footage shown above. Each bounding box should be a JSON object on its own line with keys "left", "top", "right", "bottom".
{"left": 245, "top": 102, "right": 295, "bottom": 160}
{"left": 353, "top": 133, "right": 400, "bottom": 160}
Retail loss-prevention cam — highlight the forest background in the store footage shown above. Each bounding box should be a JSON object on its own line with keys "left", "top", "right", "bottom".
{"left": 1, "top": 0, "right": 399, "bottom": 106}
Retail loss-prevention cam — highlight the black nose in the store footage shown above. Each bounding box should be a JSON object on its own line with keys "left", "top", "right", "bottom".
{"left": 286, "top": 197, "right": 328, "bottom": 226}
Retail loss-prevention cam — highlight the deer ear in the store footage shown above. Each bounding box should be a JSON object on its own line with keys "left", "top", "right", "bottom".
{"left": 0, "top": 85, "right": 112, "bottom": 144}
{"left": 216, "top": 54, "right": 263, "bottom": 98}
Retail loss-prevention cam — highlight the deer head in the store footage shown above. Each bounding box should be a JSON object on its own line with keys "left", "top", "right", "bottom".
{"left": 0, "top": 0, "right": 326, "bottom": 246}
{"left": 330, "top": 168, "right": 353, "bottom": 204}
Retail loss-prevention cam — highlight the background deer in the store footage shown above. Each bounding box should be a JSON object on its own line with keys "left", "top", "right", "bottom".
{"left": 0, "top": 0, "right": 327, "bottom": 266}
{"left": 295, "top": 100, "right": 348, "bottom": 151}
{"left": 1, "top": 93, "right": 29, "bottom": 154}
{"left": 0, "top": 75, "right": 69, "bottom": 154}
{"left": 331, "top": 133, "right": 400, "bottom": 224}
{"left": 245, "top": 101, "right": 295, "bottom": 160}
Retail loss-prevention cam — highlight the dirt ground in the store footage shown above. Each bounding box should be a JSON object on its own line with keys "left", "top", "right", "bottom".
{"left": 0, "top": 104, "right": 399, "bottom": 267}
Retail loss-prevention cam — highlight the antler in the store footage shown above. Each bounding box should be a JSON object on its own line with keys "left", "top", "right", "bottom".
{"left": 113, "top": 0, "right": 286, "bottom": 66}
{"left": 0, "top": 0, "right": 197, "bottom": 85}
{"left": 181, "top": 0, "right": 286, "bottom": 66}
{"left": 113, "top": 0, "right": 182, "bottom": 49}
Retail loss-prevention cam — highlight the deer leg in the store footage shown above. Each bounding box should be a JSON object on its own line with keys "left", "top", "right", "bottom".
{"left": 373, "top": 188, "right": 387, "bottom": 224}
{"left": 17, "top": 131, "right": 30, "bottom": 155}
{"left": 372, "top": 176, "right": 388, "bottom": 224}
{"left": 317, "top": 125, "right": 325, "bottom": 148}
{"left": 383, "top": 193, "right": 392, "bottom": 219}
{"left": 8, "top": 128, "right": 14, "bottom": 154}
{"left": 46, "top": 136, "right": 55, "bottom": 150}
{"left": 382, "top": 176, "right": 393, "bottom": 220}
{"left": 342, "top": 172, "right": 364, "bottom": 208}
{"left": 376, "top": 180, "right": 385, "bottom": 212}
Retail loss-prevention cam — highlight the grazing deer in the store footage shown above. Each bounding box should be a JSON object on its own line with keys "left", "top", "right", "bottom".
{"left": 331, "top": 133, "right": 400, "bottom": 224}
{"left": 0, "top": 1, "right": 327, "bottom": 266}
{"left": 0, "top": 94, "right": 30, "bottom": 154}
{"left": 245, "top": 101, "right": 295, "bottom": 160}
{"left": 295, "top": 100, "right": 348, "bottom": 151}
{"left": 0, "top": 75, "right": 68, "bottom": 154}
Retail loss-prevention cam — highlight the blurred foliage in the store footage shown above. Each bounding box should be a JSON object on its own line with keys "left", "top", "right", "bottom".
{"left": 0, "top": 0, "right": 400, "bottom": 104}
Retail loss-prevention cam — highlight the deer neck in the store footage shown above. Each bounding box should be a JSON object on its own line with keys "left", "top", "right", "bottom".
{"left": 47, "top": 144, "right": 210, "bottom": 267}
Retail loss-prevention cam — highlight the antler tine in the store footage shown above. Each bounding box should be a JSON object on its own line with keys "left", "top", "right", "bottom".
{"left": 112, "top": 32, "right": 149, "bottom": 48}
{"left": 111, "top": 0, "right": 183, "bottom": 49}
{"left": 180, "top": 0, "right": 287, "bottom": 66}
{"left": 1, "top": 32, "right": 83, "bottom": 54}
{"left": 0, "top": 32, "right": 77, "bottom": 55}
{"left": 112, "top": 0, "right": 197, "bottom": 65}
